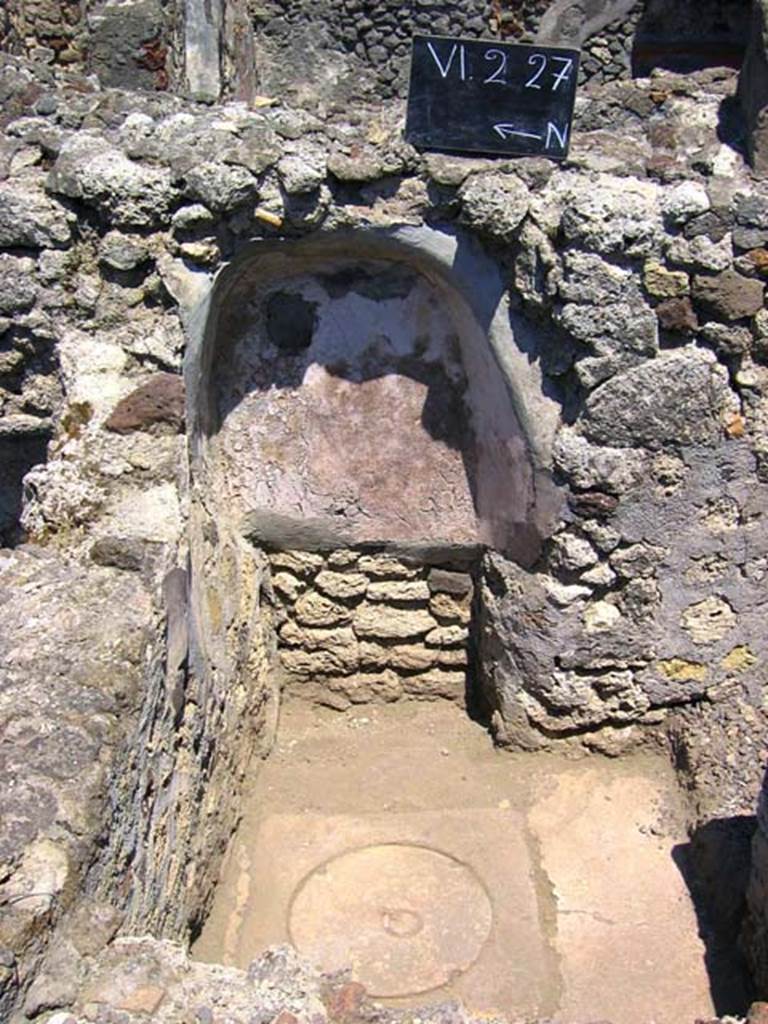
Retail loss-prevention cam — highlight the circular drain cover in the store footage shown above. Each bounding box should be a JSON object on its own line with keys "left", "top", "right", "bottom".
{"left": 288, "top": 843, "right": 493, "bottom": 997}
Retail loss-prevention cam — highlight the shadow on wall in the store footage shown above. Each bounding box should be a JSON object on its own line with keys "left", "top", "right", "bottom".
{"left": 632, "top": 0, "right": 749, "bottom": 76}
{"left": 188, "top": 229, "right": 563, "bottom": 566}
{"left": 672, "top": 815, "right": 757, "bottom": 1017}
{"left": 0, "top": 434, "right": 49, "bottom": 545}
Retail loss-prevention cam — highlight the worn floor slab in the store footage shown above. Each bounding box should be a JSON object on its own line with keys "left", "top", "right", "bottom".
{"left": 193, "top": 701, "right": 714, "bottom": 1024}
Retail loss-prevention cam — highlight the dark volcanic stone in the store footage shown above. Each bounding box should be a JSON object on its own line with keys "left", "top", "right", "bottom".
{"left": 735, "top": 193, "right": 768, "bottom": 229}
{"left": 734, "top": 226, "right": 768, "bottom": 251}
{"left": 567, "top": 491, "right": 619, "bottom": 519}
{"left": 91, "top": 536, "right": 148, "bottom": 572}
{"left": 427, "top": 568, "right": 474, "bottom": 597}
{"left": 693, "top": 270, "right": 765, "bottom": 322}
{"left": 656, "top": 296, "right": 699, "bottom": 334}
{"left": 683, "top": 211, "right": 730, "bottom": 242}
{"left": 582, "top": 349, "right": 728, "bottom": 448}
{"left": 105, "top": 372, "right": 185, "bottom": 434}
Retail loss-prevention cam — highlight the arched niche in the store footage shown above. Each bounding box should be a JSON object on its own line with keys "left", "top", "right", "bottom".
{"left": 185, "top": 227, "right": 562, "bottom": 566}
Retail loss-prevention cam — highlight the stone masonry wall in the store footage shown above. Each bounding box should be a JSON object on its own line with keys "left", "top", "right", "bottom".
{"left": 91, "top": 526, "right": 280, "bottom": 942}
{"left": 2, "top": 48, "right": 768, "bottom": 1009}
{"left": 2, "top": 0, "right": 182, "bottom": 92}
{"left": 579, "top": 5, "right": 642, "bottom": 86}
{"left": 1, "top": 55, "right": 765, "bottom": 758}
{"left": 270, "top": 550, "right": 472, "bottom": 709}
{"left": 4, "top": 0, "right": 748, "bottom": 107}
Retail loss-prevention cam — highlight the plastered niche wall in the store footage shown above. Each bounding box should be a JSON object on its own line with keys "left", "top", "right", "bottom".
{"left": 190, "top": 232, "right": 560, "bottom": 554}
{"left": 186, "top": 230, "right": 562, "bottom": 710}
{"left": 216, "top": 264, "right": 480, "bottom": 548}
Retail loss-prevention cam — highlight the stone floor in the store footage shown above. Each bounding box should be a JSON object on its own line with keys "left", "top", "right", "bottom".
{"left": 193, "top": 701, "right": 715, "bottom": 1024}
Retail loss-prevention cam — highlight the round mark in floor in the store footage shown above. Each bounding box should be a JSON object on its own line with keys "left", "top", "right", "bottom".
{"left": 288, "top": 843, "right": 493, "bottom": 997}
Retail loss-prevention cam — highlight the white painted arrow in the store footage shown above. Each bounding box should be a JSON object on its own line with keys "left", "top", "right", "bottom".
{"left": 493, "top": 123, "right": 542, "bottom": 141}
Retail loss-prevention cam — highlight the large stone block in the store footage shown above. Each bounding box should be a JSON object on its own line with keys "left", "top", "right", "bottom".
{"left": 366, "top": 579, "right": 430, "bottom": 603}
{"left": 562, "top": 300, "right": 659, "bottom": 357}
{"left": 0, "top": 181, "right": 71, "bottom": 249}
{"left": 294, "top": 592, "right": 352, "bottom": 628}
{"left": 459, "top": 172, "right": 530, "bottom": 242}
{"left": 0, "top": 255, "right": 37, "bottom": 314}
{"left": 48, "top": 135, "right": 173, "bottom": 228}
{"left": 692, "top": 270, "right": 765, "bottom": 322}
{"left": 280, "top": 646, "right": 359, "bottom": 678}
{"left": 582, "top": 349, "right": 735, "bottom": 448}
{"left": 185, "top": 0, "right": 223, "bottom": 102}
{"left": 353, "top": 604, "right": 437, "bottom": 640}
{"left": 401, "top": 670, "right": 466, "bottom": 702}
{"left": 359, "top": 642, "right": 437, "bottom": 672}
{"left": 315, "top": 571, "right": 368, "bottom": 601}
{"left": 87, "top": 0, "right": 167, "bottom": 92}
{"left": 278, "top": 622, "right": 356, "bottom": 652}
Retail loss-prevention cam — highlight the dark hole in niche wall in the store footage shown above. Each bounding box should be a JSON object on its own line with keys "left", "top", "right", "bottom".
{"left": 266, "top": 292, "right": 317, "bottom": 353}
{"left": 672, "top": 816, "right": 757, "bottom": 1016}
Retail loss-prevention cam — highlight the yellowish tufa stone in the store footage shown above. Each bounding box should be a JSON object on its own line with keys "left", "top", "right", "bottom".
{"left": 272, "top": 571, "right": 304, "bottom": 602}
{"left": 294, "top": 591, "right": 352, "bottom": 627}
{"left": 279, "top": 621, "right": 356, "bottom": 651}
{"left": 357, "top": 555, "right": 419, "bottom": 578}
{"left": 643, "top": 260, "right": 690, "bottom": 298}
{"left": 657, "top": 658, "right": 708, "bottom": 683}
{"left": 358, "top": 642, "right": 437, "bottom": 671}
{"left": 367, "top": 579, "right": 430, "bottom": 603}
{"left": 270, "top": 550, "right": 324, "bottom": 576}
{"left": 425, "top": 625, "right": 468, "bottom": 647}
{"left": 429, "top": 591, "right": 471, "bottom": 625}
{"left": 280, "top": 645, "right": 359, "bottom": 678}
{"left": 680, "top": 596, "right": 736, "bottom": 644}
{"left": 583, "top": 600, "right": 622, "bottom": 634}
{"left": 401, "top": 670, "right": 466, "bottom": 702}
{"left": 326, "top": 549, "right": 359, "bottom": 568}
{"left": 721, "top": 645, "right": 758, "bottom": 673}
{"left": 117, "top": 986, "right": 167, "bottom": 1015}
{"left": 388, "top": 645, "right": 438, "bottom": 671}
{"left": 438, "top": 647, "right": 469, "bottom": 667}
{"left": 327, "top": 671, "right": 404, "bottom": 705}
{"left": 353, "top": 604, "right": 437, "bottom": 639}
{"left": 315, "top": 570, "right": 368, "bottom": 601}
{"left": 206, "top": 586, "right": 222, "bottom": 632}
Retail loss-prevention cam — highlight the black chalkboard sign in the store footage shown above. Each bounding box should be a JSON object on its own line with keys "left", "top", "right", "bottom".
{"left": 405, "top": 35, "right": 580, "bottom": 160}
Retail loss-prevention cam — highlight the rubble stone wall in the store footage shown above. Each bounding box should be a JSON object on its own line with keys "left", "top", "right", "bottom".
{"left": 1, "top": 56, "right": 765, "bottom": 756}
{"left": 269, "top": 550, "right": 473, "bottom": 709}
{"left": 2, "top": 48, "right": 768, "bottom": 1008}
{"left": 91, "top": 525, "right": 280, "bottom": 941}
{"left": 2, "top": 0, "right": 182, "bottom": 92}
{"left": 579, "top": 6, "right": 642, "bottom": 85}
{"left": 2, "top": 0, "right": 751, "bottom": 107}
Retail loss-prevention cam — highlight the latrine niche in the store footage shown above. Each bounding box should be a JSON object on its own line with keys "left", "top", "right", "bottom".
{"left": 189, "top": 232, "right": 547, "bottom": 710}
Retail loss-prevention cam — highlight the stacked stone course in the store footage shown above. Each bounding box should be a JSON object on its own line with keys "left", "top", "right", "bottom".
{"left": 269, "top": 550, "right": 473, "bottom": 708}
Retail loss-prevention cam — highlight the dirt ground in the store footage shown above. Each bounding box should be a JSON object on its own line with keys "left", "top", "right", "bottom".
{"left": 193, "top": 700, "right": 715, "bottom": 1024}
